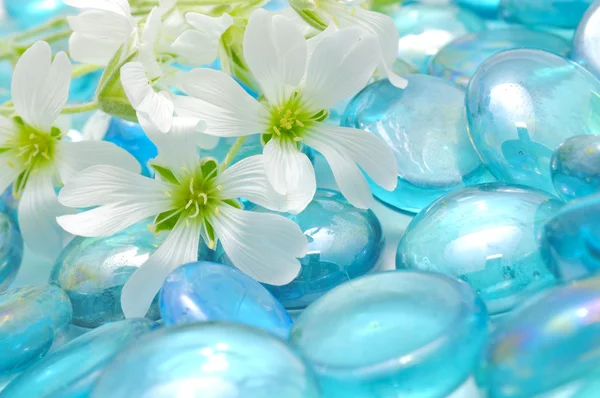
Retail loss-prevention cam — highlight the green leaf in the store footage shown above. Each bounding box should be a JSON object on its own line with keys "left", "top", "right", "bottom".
{"left": 150, "top": 164, "right": 180, "bottom": 185}
{"left": 200, "top": 157, "right": 219, "bottom": 179}
{"left": 152, "top": 209, "right": 181, "bottom": 233}
{"left": 97, "top": 47, "right": 139, "bottom": 122}
{"left": 222, "top": 199, "right": 243, "bottom": 210}
{"left": 295, "top": 9, "right": 329, "bottom": 31}
{"left": 288, "top": 0, "right": 317, "bottom": 11}
{"left": 204, "top": 219, "right": 217, "bottom": 249}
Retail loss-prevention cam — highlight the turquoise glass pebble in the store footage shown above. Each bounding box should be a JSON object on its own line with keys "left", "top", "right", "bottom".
{"left": 0, "top": 209, "right": 23, "bottom": 291}
{"left": 343, "top": 75, "right": 492, "bottom": 213}
{"left": 92, "top": 323, "right": 320, "bottom": 398}
{"left": 457, "top": 0, "right": 501, "bottom": 18}
{"left": 542, "top": 194, "right": 600, "bottom": 282}
{"left": 499, "top": 0, "right": 595, "bottom": 29}
{"left": 429, "top": 29, "right": 570, "bottom": 88}
{"left": 483, "top": 276, "right": 600, "bottom": 397}
{"left": 217, "top": 189, "right": 384, "bottom": 310}
{"left": 290, "top": 271, "right": 488, "bottom": 397}
{"left": 0, "top": 61, "right": 11, "bottom": 104}
{"left": 3, "top": 0, "right": 66, "bottom": 28}
{"left": 0, "top": 319, "right": 157, "bottom": 398}
{"left": 0, "top": 285, "right": 72, "bottom": 375}
{"left": 103, "top": 118, "right": 158, "bottom": 177}
{"left": 572, "top": 1, "right": 600, "bottom": 79}
{"left": 466, "top": 49, "right": 600, "bottom": 196}
{"left": 391, "top": 4, "right": 486, "bottom": 72}
{"left": 160, "top": 262, "right": 292, "bottom": 339}
{"left": 396, "top": 184, "right": 562, "bottom": 315}
{"left": 551, "top": 135, "right": 600, "bottom": 201}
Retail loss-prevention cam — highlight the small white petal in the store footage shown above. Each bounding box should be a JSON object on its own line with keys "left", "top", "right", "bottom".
{"left": 243, "top": 9, "right": 307, "bottom": 105}
{"left": 0, "top": 153, "right": 23, "bottom": 195}
{"left": 68, "top": 33, "right": 125, "bottom": 66}
{"left": 186, "top": 12, "right": 233, "bottom": 34}
{"left": 197, "top": 133, "right": 219, "bottom": 150}
{"left": 63, "top": 0, "right": 132, "bottom": 16}
{"left": 210, "top": 206, "right": 305, "bottom": 285}
{"left": 121, "top": 218, "right": 201, "bottom": 318}
{"left": 82, "top": 111, "right": 112, "bottom": 141}
{"left": 172, "top": 13, "right": 233, "bottom": 66}
{"left": 141, "top": 7, "right": 162, "bottom": 46}
{"left": 67, "top": 11, "right": 132, "bottom": 42}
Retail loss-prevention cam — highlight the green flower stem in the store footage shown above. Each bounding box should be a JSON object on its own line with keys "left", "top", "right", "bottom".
{"left": 61, "top": 101, "right": 98, "bottom": 115}
{"left": 38, "top": 29, "right": 72, "bottom": 45}
{"left": 72, "top": 64, "right": 103, "bottom": 79}
{"left": 11, "top": 16, "right": 68, "bottom": 42}
{"left": 221, "top": 136, "right": 247, "bottom": 170}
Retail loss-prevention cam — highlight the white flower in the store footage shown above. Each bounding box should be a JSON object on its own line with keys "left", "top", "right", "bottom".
{"left": 0, "top": 41, "right": 139, "bottom": 260}
{"left": 57, "top": 115, "right": 307, "bottom": 318}
{"left": 174, "top": 9, "right": 398, "bottom": 212}
{"left": 63, "top": 0, "right": 138, "bottom": 65}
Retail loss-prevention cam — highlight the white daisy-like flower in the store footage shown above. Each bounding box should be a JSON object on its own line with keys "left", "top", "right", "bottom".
{"left": 173, "top": 9, "right": 398, "bottom": 212}
{"left": 0, "top": 41, "right": 139, "bottom": 260}
{"left": 63, "top": 0, "right": 138, "bottom": 65}
{"left": 56, "top": 115, "right": 307, "bottom": 318}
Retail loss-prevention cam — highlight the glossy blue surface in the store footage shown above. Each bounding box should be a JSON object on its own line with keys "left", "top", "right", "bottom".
{"left": 572, "top": 1, "right": 600, "bottom": 79}
{"left": 542, "top": 194, "right": 600, "bottom": 282}
{"left": 397, "top": 184, "right": 562, "bottom": 315}
{"left": 290, "top": 271, "right": 488, "bottom": 397}
{"left": 551, "top": 135, "right": 600, "bottom": 202}
{"left": 457, "top": 0, "right": 501, "bottom": 18}
{"left": 4, "top": 0, "right": 67, "bottom": 28}
{"left": 391, "top": 4, "right": 486, "bottom": 71}
{"left": 0, "top": 209, "right": 23, "bottom": 291}
{"left": 430, "top": 29, "right": 570, "bottom": 88}
{"left": 0, "top": 319, "right": 157, "bottom": 398}
{"left": 92, "top": 323, "right": 320, "bottom": 397}
{"left": 466, "top": 49, "right": 600, "bottom": 196}
{"left": 343, "top": 75, "right": 493, "bottom": 213}
{"left": 499, "top": 0, "right": 595, "bottom": 28}
{"left": 483, "top": 276, "right": 600, "bottom": 397}
{"left": 160, "top": 262, "right": 292, "bottom": 339}
{"left": 217, "top": 189, "right": 384, "bottom": 310}
{"left": 0, "top": 61, "right": 10, "bottom": 104}
{"left": 103, "top": 118, "right": 158, "bottom": 177}
{"left": 0, "top": 285, "right": 72, "bottom": 375}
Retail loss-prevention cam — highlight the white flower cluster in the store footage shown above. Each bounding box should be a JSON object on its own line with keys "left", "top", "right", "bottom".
{"left": 2, "top": 0, "right": 404, "bottom": 316}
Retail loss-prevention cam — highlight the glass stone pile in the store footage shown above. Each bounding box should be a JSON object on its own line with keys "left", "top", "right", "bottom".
{"left": 1, "top": 0, "right": 600, "bottom": 397}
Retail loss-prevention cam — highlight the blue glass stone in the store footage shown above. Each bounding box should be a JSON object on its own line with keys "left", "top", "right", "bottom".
{"left": 0, "top": 61, "right": 10, "bottom": 104}
{"left": 483, "top": 276, "right": 600, "bottom": 397}
{"left": 466, "top": 49, "right": 600, "bottom": 196}
{"left": 0, "top": 285, "right": 72, "bottom": 375}
{"left": 160, "top": 262, "right": 292, "bottom": 339}
{"left": 572, "top": 1, "right": 600, "bottom": 79}
{"left": 290, "top": 271, "right": 488, "bottom": 397}
{"left": 542, "top": 194, "right": 600, "bottom": 282}
{"left": 457, "top": 0, "right": 501, "bottom": 18}
{"left": 391, "top": 4, "right": 486, "bottom": 72}
{"left": 430, "top": 29, "right": 570, "bottom": 88}
{"left": 551, "top": 135, "right": 600, "bottom": 202}
{"left": 397, "top": 183, "right": 562, "bottom": 315}
{"left": 343, "top": 75, "right": 493, "bottom": 213}
{"left": 499, "top": 0, "right": 595, "bottom": 29}
{"left": 103, "top": 118, "right": 158, "bottom": 177}
{"left": 4, "top": 0, "right": 67, "bottom": 28}
{"left": 0, "top": 209, "right": 23, "bottom": 292}
{"left": 0, "top": 319, "right": 156, "bottom": 398}
{"left": 92, "top": 323, "right": 320, "bottom": 397}
{"left": 217, "top": 189, "right": 384, "bottom": 310}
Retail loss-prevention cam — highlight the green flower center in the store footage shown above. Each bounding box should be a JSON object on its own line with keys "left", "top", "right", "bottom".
{"left": 265, "top": 92, "right": 328, "bottom": 144}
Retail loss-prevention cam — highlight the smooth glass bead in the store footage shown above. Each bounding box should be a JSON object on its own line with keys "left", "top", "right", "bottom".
{"left": 3, "top": 0, "right": 66, "bottom": 28}
{"left": 0, "top": 209, "right": 23, "bottom": 291}
{"left": 0, "top": 285, "right": 72, "bottom": 374}
{"left": 430, "top": 29, "right": 570, "bottom": 88}
{"left": 396, "top": 184, "right": 562, "bottom": 315}
{"left": 216, "top": 189, "right": 384, "bottom": 310}
{"left": 391, "top": 4, "right": 486, "bottom": 72}
{"left": 484, "top": 276, "right": 600, "bottom": 397}
{"left": 290, "top": 271, "right": 488, "bottom": 397}
{"left": 103, "top": 119, "right": 158, "bottom": 177}
{"left": 160, "top": 262, "right": 292, "bottom": 339}
{"left": 542, "top": 194, "right": 600, "bottom": 282}
{"left": 572, "top": 1, "right": 600, "bottom": 79}
{"left": 92, "top": 323, "right": 320, "bottom": 398}
{"left": 551, "top": 135, "right": 600, "bottom": 201}
{"left": 457, "top": 0, "right": 501, "bottom": 18}
{"left": 499, "top": 0, "right": 595, "bottom": 28}
{"left": 466, "top": 49, "right": 600, "bottom": 196}
{"left": 343, "top": 75, "right": 492, "bottom": 213}
{"left": 0, "top": 319, "right": 157, "bottom": 398}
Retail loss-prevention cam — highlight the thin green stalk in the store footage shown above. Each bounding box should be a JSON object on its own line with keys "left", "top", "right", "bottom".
{"left": 61, "top": 101, "right": 98, "bottom": 115}
{"left": 39, "top": 29, "right": 71, "bottom": 45}
{"left": 221, "top": 136, "right": 247, "bottom": 170}
{"left": 11, "top": 16, "right": 68, "bottom": 42}
{"left": 72, "top": 64, "right": 103, "bottom": 79}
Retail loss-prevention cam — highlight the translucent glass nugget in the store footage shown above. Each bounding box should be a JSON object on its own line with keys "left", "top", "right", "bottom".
{"left": 396, "top": 184, "right": 562, "bottom": 315}
{"left": 0, "top": 319, "right": 156, "bottom": 398}
{"left": 551, "top": 135, "right": 600, "bottom": 201}
{"left": 160, "top": 262, "right": 292, "bottom": 339}
{"left": 499, "top": 0, "right": 595, "bottom": 28}
{"left": 0, "top": 285, "right": 72, "bottom": 374}
{"left": 0, "top": 209, "right": 23, "bottom": 291}
{"left": 290, "top": 271, "right": 488, "bottom": 397}
{"left": 92, "top": 323, "right": 320, "bottom": 398}
{"left": 573, "top": 2, "right": 600, "bottom": 80}
{"left": 430, "top": 29, "right": 570, "bottom": 88}
{"left": 542, "top": 194, "right": 600, "bottom": 282}
{"left": 483, "top": 276, "right": 600, "bottom": 397}
{"left": 3, "top": 0, "right": 66, "bottom": 28}
{"left": 390, "top": 4, "right": 486, "bottom": 71}
{"left": 457, "top": 0, "right": 501, "bottom": 18}
{"left": 466, "top": 49, "right": 600, "bottom": 196}
{"left": 343, "top": 75, "right": 491, "bottom": 213}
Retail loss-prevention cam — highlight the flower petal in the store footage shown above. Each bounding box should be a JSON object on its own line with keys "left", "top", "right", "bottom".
{"left": 174, "top": 68, "right": 269, "bottom": 137}
{"left": 121, "top": 218, "right": 201, "bottom": 318}
{"left": 11, "top": 42, "right": 71, "bottom": 132}
{"left": 63, "top": 0, "right": 132, "bottom": 16}
{"left": 67, "top": 11, "right": 132, "bottom": 42}
{"left": 210, "top": 206, "right": 305, "bottom": 285}
{"left": 243, "top": 9, "right": 307, "bottom": 106}
{"left": 82, "top": 111, "right": 112, "bottom": 141}
{"left": 172, "top": 13, "right": 233, "bottom": 66}
{"left": 0, "top": 153, "right": 23, "bottom": 196}
{"left": 68, "top": 33, "right": 125, "bottom": 66}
